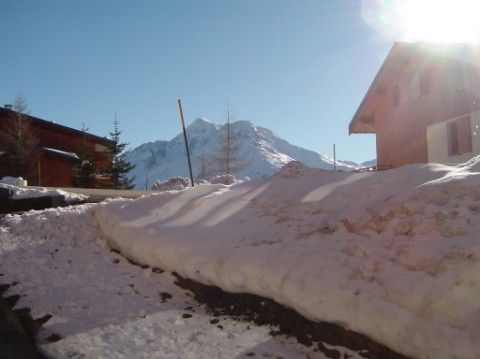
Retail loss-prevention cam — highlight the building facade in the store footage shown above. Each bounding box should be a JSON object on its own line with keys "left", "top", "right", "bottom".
{"left": 0, "top": 107, "right": 113, "bottom": 187}
{"left": 350, "top": 42, "right": 480, "bottom": 170}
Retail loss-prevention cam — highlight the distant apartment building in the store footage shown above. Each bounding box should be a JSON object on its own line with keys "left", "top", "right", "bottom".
{"left": 0, "top": 106, "right": 113, "bottom": 187}
{"left": 350, "top": 42, "right": 480, "bottom": 169}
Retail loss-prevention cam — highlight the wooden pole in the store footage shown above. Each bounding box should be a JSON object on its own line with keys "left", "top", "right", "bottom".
{"left": 37, "top": 160, "right": 41, "bottom": 186}
{"left": 333, "top": 144, "right": 336, "bottom": 171}
{"left": 177, "top": 99, "right": 195, "bottom": 187}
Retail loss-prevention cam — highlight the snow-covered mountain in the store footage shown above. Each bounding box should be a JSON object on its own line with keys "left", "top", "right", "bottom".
{"left": 361, "top": 159, "right": 377, "bottom": 168}
{"left": 127, "top": 118, "right": 361, "bottom": 189}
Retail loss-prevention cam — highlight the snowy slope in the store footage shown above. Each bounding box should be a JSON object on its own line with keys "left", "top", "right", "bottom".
{"left": 96, "top": 157, "right": 480, "bottom": 359}
{"left": 127, "top": 118, "right": 361, "bottom": 189}
{"left": 0, "top": 204, "right": 358, "bottom": 358}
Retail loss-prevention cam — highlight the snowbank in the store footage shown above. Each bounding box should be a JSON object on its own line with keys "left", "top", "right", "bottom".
{"left": 151, "top": 175, "right": 238, "bottom": 192}
{"left": 0, "top": 181, "right": 86, "bottom": 203}
{"left": 151, "top": 177, "right": 192, "bottom": 191}
{"left": 95, "top": 158, "right": 480, "bottom": 359}
{"left": 1, "top": 176, "right": 28, "bottom": 186}
{"left": 209, "top": 174, "right": 236, "bottom": 185}
{"left": 0, "top": 203, "right": 335, "bottom": 358}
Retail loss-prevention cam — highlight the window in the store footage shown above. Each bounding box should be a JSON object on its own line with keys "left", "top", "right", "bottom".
{"left": 407, "top": 73, "right": 420, "bottom": 101}
{"left": 392, "top": 84, "right": 400, "bottom": 107}
{"left": 399, "top": 80, "right": 408, "bottom": 104}
{"left": 455, "top": 70, "right": 464, "bottom": 91}
{"left": 420, "top": 69, "right": 431, "bottom": 96}
{"left": 392, "top": 72, "right": 426, "bottom": 107}
{"left": 95, "top": 144, "right": 109, "bottom": 152}
{"left": 448, "top": 116, "right": 472, "bottom": 156}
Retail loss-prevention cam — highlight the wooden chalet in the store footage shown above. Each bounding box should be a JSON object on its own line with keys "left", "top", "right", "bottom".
{"left": 0, "top": 106, "right": 113, "bottom": 187}
{"left": 350, "top": 42, "right": 480, "bottom": 170}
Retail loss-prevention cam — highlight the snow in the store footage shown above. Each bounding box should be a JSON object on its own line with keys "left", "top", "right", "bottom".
{"left": 151, "top": 176, "right": 191, "bottom": 191}
{"left": 0, "top": 181, "right": 86, "bottom": 203}
{"left": 0, "top": 203, "right": 355, "bottom": 358}
{"left": 5, "top": 158, "right": 480, "bottom": 357}
{"left": 150, "top": 175, "right": 238, "bottom": 192}
{"left": 43, "top": 147, "right": 80, "bottom": 161}
{"left": 1, "top": 176, "right": 27, "bottom": 186}
{"left": 210, "top": 174, "right": 236, "bottom": 185}
{"left": 95, "top": 158, "right": 480, "bottom": 359}
{"left": 127, "top": 118, "right": 362, "bottom": 189}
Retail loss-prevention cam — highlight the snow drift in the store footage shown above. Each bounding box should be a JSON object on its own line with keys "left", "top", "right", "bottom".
{"left": 95, "top": 158, "right": 480, "bottom": 359}
{"left": 0, "top": 178, "right": 86, "bottom": 203}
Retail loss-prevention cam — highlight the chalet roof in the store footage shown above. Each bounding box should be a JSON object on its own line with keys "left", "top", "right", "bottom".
{"left": 0, "top": 107, "right": 113, "bottom": 145}
{"left": 349, "top": 42, "right": 480, "bottom": 134}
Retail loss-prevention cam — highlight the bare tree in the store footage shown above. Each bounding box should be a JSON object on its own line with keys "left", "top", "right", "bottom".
{"left": 0, "top": 95, "right": 39, "bottom": 180}
{"left": 214, "top": 104, "right": 247, "bottom": 176}
{"left": 196, "top": 154, "right": 214, "bottom": 180}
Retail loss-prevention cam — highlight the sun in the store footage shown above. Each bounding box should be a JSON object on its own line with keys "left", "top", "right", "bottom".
{"left": 363, "top": 0, "right": 480, "bottom": 43}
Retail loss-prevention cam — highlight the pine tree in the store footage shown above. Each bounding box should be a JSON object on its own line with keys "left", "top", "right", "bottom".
{"left": 104, "top": 118, "right": 135, "bottom": 189}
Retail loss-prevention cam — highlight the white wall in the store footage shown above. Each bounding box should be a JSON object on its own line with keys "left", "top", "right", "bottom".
{"left": 427, "top": 111, "right": 480, "bottom": 164}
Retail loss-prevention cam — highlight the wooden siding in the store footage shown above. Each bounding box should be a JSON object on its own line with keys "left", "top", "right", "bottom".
{"left": 0, "top": 110, "right": 112, "bottom": 187}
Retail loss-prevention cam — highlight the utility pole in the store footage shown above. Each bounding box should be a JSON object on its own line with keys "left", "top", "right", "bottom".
{"left": 177, "top": 99, "right": 195, "bottom": 187}
{"left": 333, "top": 144, "right": 336, "bottom": 171}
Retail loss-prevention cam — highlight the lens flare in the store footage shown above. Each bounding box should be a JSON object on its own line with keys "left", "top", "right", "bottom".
{"left": 363, "top": 0, "right": 480, "bottom": 42}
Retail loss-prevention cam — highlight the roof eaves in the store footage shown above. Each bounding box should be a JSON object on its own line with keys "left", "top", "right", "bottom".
{"left": 349, "top": 42, "right": 400, "bottom": 135}
{"left": 0, "top": 108, "right": 114, "bottom": 145}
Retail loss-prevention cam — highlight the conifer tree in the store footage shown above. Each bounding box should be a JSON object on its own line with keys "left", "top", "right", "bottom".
{"left": 105, "top": 118, "right": 135, "bottom": 189}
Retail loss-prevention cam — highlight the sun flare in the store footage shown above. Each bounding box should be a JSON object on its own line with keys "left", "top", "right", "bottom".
{"left": 363, "top": 0, "right": 480, "bottom": 42}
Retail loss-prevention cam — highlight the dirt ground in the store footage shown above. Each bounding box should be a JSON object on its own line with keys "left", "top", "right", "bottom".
{"left": 174, "top": 274, "right": 411, "bottom": 359}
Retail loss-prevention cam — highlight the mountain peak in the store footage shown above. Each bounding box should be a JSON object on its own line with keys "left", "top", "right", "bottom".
{"left": 187, "top": 117, "right": 219, "bottom": 132}
{"left": 127, "top": 119, "right": 361, "bottom": 188}
{"left": 191, "top": 117, "right": 211, "bottom": 125}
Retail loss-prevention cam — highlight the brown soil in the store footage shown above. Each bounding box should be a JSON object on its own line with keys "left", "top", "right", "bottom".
{"left": 174, "top": 274, "right": 411, "bottom": 359}
{"left": 0, "top": 282, "right": 51, "bottom": 359}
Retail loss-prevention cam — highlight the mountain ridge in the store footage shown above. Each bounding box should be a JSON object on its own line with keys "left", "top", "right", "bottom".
{"left": 126, "top": 118, "right": 362, "bottom": 189}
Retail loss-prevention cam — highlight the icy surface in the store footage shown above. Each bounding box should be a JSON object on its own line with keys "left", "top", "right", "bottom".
{"left": 0, "top": 203, "right": 356, "bottom": 358}
{"left": 127, "top": 118, "right": 361, "bottom": 188}
{"left": 96, "top": 158, "right": 480, "bottom": 359}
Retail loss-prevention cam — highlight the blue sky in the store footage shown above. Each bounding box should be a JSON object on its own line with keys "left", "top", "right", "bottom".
{"left": 0, "top": 0, "right": 393, "bottom": 163}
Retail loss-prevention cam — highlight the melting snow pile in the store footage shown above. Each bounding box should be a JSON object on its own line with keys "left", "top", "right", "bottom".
{"left": 95, "top": 158, "right": 480, "bottom": 359}
{"left": 0, "top": 176, "right": 28, "bottom": 186}
{"left": 0, "top": 177, "right": 86, "bottom": 203}
{"left": 151, "top": 177, "right": 192, "bottom": 191}
{"left": 209, "top": 174, "right": 236, "bottom": 185}
{"left": 151, "top": 174, "right": 238, "bottom": 192}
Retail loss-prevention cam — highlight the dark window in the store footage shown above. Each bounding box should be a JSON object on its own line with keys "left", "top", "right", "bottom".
{"left": 448, "top": 116, "right": 472, "bottom": 156}
{"left": 420, "top": 69, "right": 431, "bottom": 95}
{"left": 392, "top": 84, "right": 400, "bottom": 107}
